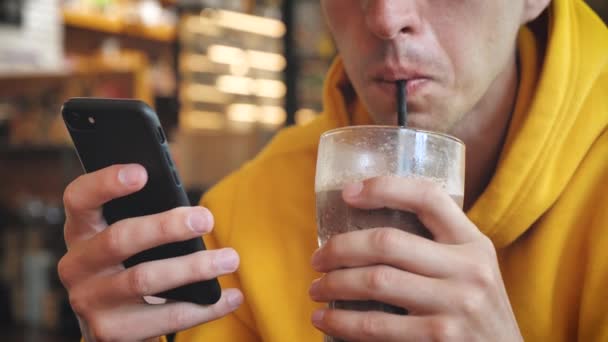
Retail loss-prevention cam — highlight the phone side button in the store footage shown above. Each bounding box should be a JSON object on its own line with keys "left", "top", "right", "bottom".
{"left": 164, "top": 150, "right": 174, "bottom": 166}
{"left": 157, "top": 127, "right": 166, "bottom": 144}
{"left": 171, "top": 169, "right": 181, "bottom": 186}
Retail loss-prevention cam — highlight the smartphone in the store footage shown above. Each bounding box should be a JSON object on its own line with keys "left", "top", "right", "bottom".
{"left": 61, "top": 97, "right": 221, "bottom": 305}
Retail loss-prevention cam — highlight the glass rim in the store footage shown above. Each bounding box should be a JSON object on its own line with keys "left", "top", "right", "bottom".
{"left": 320, "top": 125, "right": 465, "bottom": 146}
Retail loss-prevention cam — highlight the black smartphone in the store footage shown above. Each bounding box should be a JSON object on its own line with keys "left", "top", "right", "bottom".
{"left": 61, "top": 97, "right": 221, "bottom": 305}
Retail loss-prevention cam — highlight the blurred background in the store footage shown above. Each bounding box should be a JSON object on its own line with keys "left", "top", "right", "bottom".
{"left": 0, "top": 0, "right": 605, "bottom": 340}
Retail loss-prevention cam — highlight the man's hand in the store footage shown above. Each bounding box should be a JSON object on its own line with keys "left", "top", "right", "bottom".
{"left": 58, "top": 164, "right": 243, "bottom": 342}
{"left": 309, "top": 176, "right": 522, "bottom": 341}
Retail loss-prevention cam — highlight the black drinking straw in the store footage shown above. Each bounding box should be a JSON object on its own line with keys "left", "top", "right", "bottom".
{"left": 397, "top": 80, "right": 407, "bottom": 127}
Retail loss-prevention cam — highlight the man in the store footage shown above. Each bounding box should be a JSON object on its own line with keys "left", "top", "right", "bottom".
{"left": 57, "top": 0, "right": 608, "bottom": 341}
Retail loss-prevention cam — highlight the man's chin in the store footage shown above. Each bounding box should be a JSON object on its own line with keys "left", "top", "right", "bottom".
{"left": 408, "top": 115, "right": 447, "bottom": 132}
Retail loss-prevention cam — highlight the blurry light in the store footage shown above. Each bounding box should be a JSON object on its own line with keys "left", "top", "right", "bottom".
{"left": 185, "top": 16, "right": 220, "bottom": 36}
{"left": 295, "top": 108, "right": 318, "bottom": 125}
{"left": 208, "top": 45, "right": 284, "bottom": 72}
{"left": 216, "top": 75, "right": 252, "bottom": 95}
{"left": 254, "top": 79, "right": 286, "bottom": 98}
{"left": 207, "top": 45, "right": 250, "bottom": 75}
{"left": 227, "top": 104, "right": 258, "bottom": 122}
{"left": 181, "top": 84, "right": 230, "bottom": 104}
{"left": 247, "top": 50, "right": 286, "bottom": 72}
{"left": 139, "top": 0, "right": 163, "bottom": 27}
{"left": 215, "top": 76, "right": 286, "bottom": 99}
{"left": 214, "top": 10, "right": 286, "bottom": 38}
{"left": 207, "top": 45, "right": 246, "bottom": 65}
{"left": 180, "top": 54, "right": 214, "bottom": 72}
{"left": 258, "top": 106, "right": 286, "bottom": 125}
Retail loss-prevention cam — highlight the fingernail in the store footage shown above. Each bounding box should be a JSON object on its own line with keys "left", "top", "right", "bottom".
{"left": 187, "top": 209, "right": 211, "bottom": 233}
{"left": 311, "top": 249, "right": 322, "bottom": 270}
{"left": 215, "top": 248, "right": 239, "bottom": 272}
{"left": 311, "top": 309, "right": 325, "bottom": 326}
{"left": 226, "top": 290, "right": 243, "bottom": 309}
{"left": 343, "top": 182, "right": 363, "bottom": 198}
{"left": 118, "top": 165, "right": 143, "bottom": 186}
{"left": 309, "top": 278, "right": 321, "bottom": 298}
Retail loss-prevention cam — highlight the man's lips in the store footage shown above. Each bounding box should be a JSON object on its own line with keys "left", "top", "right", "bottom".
{"left": 375, "top": 78, "right": 431, "bottom": 97}
{"left": 370, "top": 64, "right": 434, "bottom": 97}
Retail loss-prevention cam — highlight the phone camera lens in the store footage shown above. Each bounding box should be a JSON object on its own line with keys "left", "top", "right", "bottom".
{"left": 65, "top": 112, "right": 94, "bottom": 130}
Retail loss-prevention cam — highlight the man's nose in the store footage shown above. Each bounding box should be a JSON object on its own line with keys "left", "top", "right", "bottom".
{"left": 364, "top": 0, "right": 422, "bottom": 40}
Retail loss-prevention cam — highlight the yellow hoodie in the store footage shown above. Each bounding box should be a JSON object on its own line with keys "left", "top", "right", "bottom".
{"left": 176, "top": 0, "right": 608, "bottom": 341}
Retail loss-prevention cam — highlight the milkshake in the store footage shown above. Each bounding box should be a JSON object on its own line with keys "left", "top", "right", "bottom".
{"left": 315, "top": 126, "right": 465, "bottom": 342}
{"left": 316, "top": 188, "right": 464, "bottom": 318}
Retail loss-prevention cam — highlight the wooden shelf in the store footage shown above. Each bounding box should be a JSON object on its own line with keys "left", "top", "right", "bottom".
{"left": 0, "top": 51, "right": 153, "bottom": 105}
{"left": 63, "top": 9, "right": 176, "bottom": 43}
{"left": 0, "top": 69, "right": 71, "bottom": 80}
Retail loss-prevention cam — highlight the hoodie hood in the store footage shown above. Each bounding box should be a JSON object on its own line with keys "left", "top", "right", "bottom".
{"left": 467, "top": 0, "right": 608, "bottom": 247}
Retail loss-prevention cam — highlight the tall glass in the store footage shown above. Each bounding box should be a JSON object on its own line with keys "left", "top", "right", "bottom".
{"left": 315, "top": 126, "right": 465, "bottom": 342}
